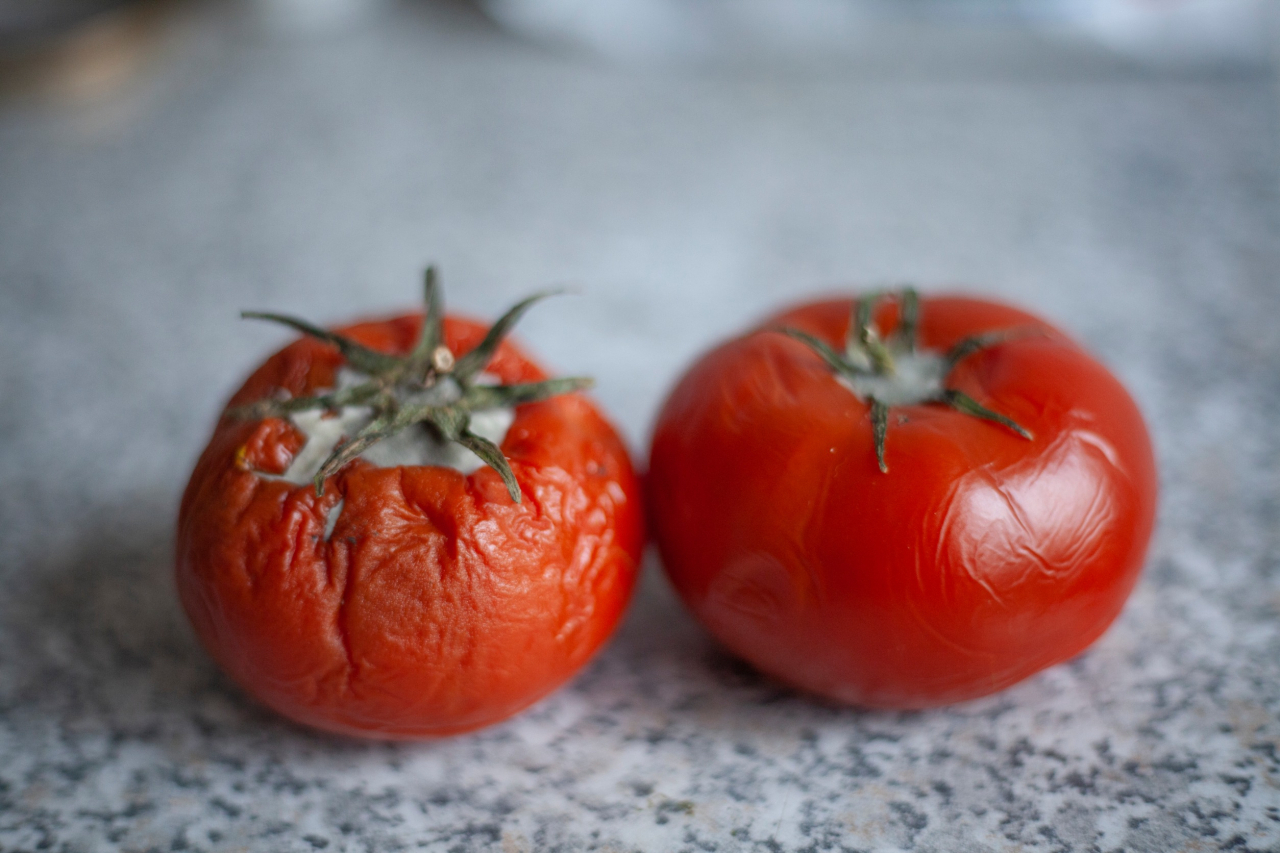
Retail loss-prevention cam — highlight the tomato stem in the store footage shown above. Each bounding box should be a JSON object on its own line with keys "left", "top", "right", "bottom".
{"left": 772, "top": 289, "right": 1033, "bottom": 472}
{"left": 851, "top": 292, "right": 896, "bottom": 374}
{"left": 231, "top": 268, "right": 591, "bottom": 503}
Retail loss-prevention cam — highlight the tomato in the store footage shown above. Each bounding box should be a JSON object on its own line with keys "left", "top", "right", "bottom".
{"left": 647, "top": 293, "right": 1157, "bottom": 709}
{"left": 177, "top": 277, "right": 644, "bottom": 738}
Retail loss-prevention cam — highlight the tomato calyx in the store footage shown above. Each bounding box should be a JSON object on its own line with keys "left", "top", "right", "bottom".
{"left": 230, "top": 266, "right": 592, "bottom": 502}
{"left": 772, "top": 289, "right": 1033, "bottom": 472}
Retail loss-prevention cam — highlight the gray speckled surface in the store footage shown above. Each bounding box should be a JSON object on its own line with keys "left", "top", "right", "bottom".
{"left": 1, "top": 3, "right": 1279, "bottom": 851}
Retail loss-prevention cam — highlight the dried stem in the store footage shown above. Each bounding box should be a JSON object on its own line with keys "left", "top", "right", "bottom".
{"left": 771, "top": 288, "right": 1032, "bottom": 472}
{"left": 237, "top": 269, "right": 583, "bottom": 502}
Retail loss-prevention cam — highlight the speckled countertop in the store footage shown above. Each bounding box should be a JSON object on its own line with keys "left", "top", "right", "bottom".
{"left": 1, "top": 3, "right": 1278, "bottom": 851}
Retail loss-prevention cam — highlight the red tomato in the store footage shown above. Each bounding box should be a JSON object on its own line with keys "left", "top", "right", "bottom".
{"left": 648, "top": 294, "right": 1157, "bottom": 709}
{"left": 177, "top": 307, "right": 644, "bottom": 738}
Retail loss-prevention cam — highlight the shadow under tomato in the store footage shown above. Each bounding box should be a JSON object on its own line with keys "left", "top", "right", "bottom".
{"left": 0, "top": 492, "right": 398, "bottom": 758}
{"left": 554, "top": 553, "right": 933, "bottom": 743}
{"left": 2, "top": 493, "right": 257, "bottom": 731}
{"left": 3, "top": 491, "right": 913, "bottom": 757}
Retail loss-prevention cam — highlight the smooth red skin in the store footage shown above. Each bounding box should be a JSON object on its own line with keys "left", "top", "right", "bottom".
{"left": 177, "top": 314, "right": 644, "bottom": 739}
{"left": 648, "top": 296, "right": 1157, "bottom": 709}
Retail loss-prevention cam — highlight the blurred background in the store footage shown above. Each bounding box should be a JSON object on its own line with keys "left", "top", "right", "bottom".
{"left": 2, "top": 1, "right": 1279, "bottom": 851}
{"left": 2, "top": 0, "right": 1276, "bottom": 451}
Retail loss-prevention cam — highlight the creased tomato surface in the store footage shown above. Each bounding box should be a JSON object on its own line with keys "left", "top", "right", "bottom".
{"left": 648, "top": 296, "right": 1157, "bottom": 708}
{"left": 178, "top": 314, "right": 644, "bottom": 738}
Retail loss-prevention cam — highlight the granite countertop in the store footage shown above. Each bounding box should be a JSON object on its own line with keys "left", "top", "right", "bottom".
{"left": 1, "top": 3, "right": 1278, "bottom": 851}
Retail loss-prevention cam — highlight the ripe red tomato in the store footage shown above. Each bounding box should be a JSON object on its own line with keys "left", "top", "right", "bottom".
{"left": 648, "top": 293, "right": 1157, "bottom": 709}
{"left": 177, "top": 289, "right": 644, "bottom": 738}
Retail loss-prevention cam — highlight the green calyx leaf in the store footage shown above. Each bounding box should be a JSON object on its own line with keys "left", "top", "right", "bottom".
{"left": 452, "top": 289, "right": 566, "bottom": 383}
{"left": 232, "top": 268, "right": 585, "bottom": 503}
{"left": 941, "top": 389, "right": 1033, "bottom": 440}
{"left": 770, "top": 287, "right": 1033, "bottom": 473}
{"left": 239, "top": 312, "right": 402, "bottom": 375}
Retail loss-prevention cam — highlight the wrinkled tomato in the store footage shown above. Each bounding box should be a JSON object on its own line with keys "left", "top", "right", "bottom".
{"left": 648, "top": 294, "right": 1157, "bottom": 708}
{"left": 178, "top": 306, "right": 644, "bottom": 738}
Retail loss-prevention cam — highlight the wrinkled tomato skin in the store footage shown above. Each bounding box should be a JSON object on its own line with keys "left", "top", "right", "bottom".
{"left": 177, "top": 314, "right": 644, "bottom": 739}
{"left": 648, "top": 296, "right": 1157, "bottom": 709}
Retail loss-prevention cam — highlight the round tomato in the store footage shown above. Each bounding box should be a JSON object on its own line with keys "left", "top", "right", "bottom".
{"left": 177, "top": 278, "right": 644, "bottom": 738}
{"left": 648, "top": 292, "right": 1157, "bottom": 709}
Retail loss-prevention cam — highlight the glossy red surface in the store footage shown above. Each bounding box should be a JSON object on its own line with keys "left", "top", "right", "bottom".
{"left": 648, "top": 296, "right": 1157, "bottom": 708}
{"left": 177, "top": 314, "right": 644, "bottom": 738}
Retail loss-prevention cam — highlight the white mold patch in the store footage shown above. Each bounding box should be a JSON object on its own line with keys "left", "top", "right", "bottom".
{"left": 322, "top": 499, "right": 344, "bottom": 540}
{"left": 837, "top": 350, "right": 948, "bottom": 406}
{"left": 276, "top": 369, "right": 515, "bottom": 485}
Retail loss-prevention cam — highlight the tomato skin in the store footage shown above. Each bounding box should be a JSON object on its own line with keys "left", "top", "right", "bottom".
{"left": 177, "top": 314, "right": 644, "bottom": 738}
{"left": 648, "top": 296, "right": 1157, "bottom": 709}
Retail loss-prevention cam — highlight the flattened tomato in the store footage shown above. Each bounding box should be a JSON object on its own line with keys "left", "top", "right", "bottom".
{"left": 648, "top": 293, "right": 1157, "bottom": 708}
{"left": 177, "top": 276, "right": 644, "bottom": 738}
